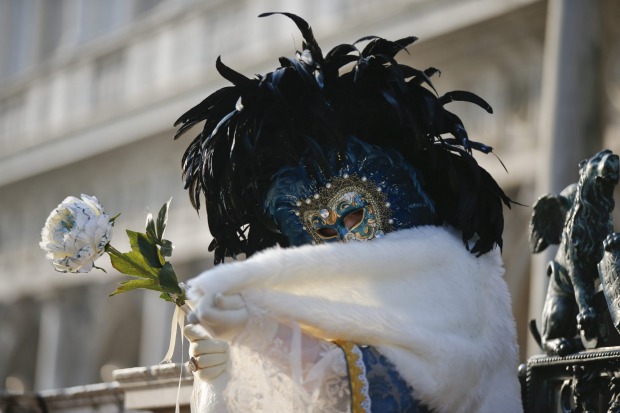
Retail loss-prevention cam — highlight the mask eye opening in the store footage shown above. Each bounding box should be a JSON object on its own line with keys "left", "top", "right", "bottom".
{"left": 343, "top": 208, "right": 364, "bottom": 230}
{"left": 316, "top": 227, "right": 338, "bottom": 238}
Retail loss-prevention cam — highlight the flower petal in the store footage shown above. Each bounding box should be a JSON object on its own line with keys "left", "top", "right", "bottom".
{"left": 40, "top": 194, "right": 114, "bottom": 273}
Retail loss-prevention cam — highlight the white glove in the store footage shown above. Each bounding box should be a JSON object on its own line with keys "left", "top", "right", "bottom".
{"left": 187, "top": 292, "right": 249, "bottom": 342}
{"left": 183, "top": 323, "right": 229, "bottom": 382}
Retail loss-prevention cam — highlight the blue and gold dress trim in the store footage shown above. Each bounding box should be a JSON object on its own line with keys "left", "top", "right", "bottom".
{"left": 334, "top": 341, "right": 372, "bottom": 413}
{"left": 335, "top": 342, "right": 433, "bottom": 413}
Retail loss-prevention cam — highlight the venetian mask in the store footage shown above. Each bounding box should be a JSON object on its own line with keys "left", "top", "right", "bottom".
{"left": 295, "top": 175, "right": 393, "bottom": 244}
{"left": 264, "top": 137, "right": 436, "bottom": 248}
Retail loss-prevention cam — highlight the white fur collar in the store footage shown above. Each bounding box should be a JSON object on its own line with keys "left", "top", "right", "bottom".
{"left": 189, "top": 226, "right": 522, "bottom": 413}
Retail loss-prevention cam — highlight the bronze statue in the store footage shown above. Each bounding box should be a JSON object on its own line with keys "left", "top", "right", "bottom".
{"left": 530, "top": 149, "right": 619, "bottom": 356}
{"left": 599, "top": 232, "right": 620, "bottom": 334}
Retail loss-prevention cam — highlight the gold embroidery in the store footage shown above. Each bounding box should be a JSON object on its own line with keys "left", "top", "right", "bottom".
{"left": 334, "top": 341, "right": 371, "bottom": 413}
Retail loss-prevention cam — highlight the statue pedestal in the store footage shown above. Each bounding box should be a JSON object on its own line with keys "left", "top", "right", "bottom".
{"left": 524, "top": 347, "right": 620, "bottom": 413}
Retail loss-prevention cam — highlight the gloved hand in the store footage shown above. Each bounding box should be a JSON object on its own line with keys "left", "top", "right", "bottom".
{"left": 187, "top": 292, "right": 249, "bottom": 342}
{"left": 183, "top": 323, "right": 229, "bottom": 382}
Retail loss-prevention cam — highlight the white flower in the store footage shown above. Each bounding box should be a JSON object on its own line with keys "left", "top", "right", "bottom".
{"left": 40, "top": 195, "right": 114, "bottom": 273}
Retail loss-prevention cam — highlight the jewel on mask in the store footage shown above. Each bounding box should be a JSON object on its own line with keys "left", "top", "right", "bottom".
{"left": 326, "top": 183, "right": 332, "bottom": 189}
{"left": 296, "top": 201, "right": 302, "bottom": 207}
{"left": 320, "top": 209, "right": 330, "bottom": 219}
{"left": 305, "top": 198, "right": 311, "bottom": 204}
{"left": 343, "top": 173, "right": 349, "bottom": 179}
{"left": 361, "top": 176, "right": 368, "bottom": 182}
{"left": 313, "top": 194, "right": 319, "bottom": 199}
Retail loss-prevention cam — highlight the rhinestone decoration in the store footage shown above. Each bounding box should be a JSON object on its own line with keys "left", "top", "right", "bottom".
{"left": 320, "top": 208, "right": 330, "bottom": 219}
{"left": 295, "top": 201, "right": 302, "bottom": 207}
{"left": 326, "top": 183, "right": 332, "bottom": 189}
{"left": 313, "top": 193, "right": 320, "bottom": 199}
{"left": 343, "top": 173, "right": 349, "bottom": 179}
{"left": 305, "top": 198, "right": 311, "bottom": 204}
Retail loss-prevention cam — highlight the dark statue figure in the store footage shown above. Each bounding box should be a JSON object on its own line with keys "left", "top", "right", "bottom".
{"left": 600, "top": 233, "right": 620, "bottom": 334}
{"left": 609, "top": 370, "right": 620, "bottom": 413}
{"left": 529, "top": 149, "right": 619, "bottom": 356}
{"left": 560, "top": 364, "right": 602, "bottom": 413}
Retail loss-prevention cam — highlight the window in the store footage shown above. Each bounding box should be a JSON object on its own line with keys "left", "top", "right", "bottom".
{"left": 2, "top": 0, "right": 35, "bottom": 78}
{"left": 92, "top": 51, "right": 125, "bottom": 107}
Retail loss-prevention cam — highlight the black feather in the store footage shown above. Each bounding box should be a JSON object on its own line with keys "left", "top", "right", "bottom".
{"left": 360, "top": 36, "right": 417, "bottom": 58}
{"left": 325, "top": 43, "right": 358, "bottom": 60}
{"left": 215, "top": 57, "right": 256, "bottom": 89}
{"left": 354, "top": 35, "right": 381, "bottom": 44}
{"left": 259, "top": 13, "right": 323, "bottom": 66}
{"left": 175, "top": 13, "right": 513, "bottom": 264}
{"left": 439, "top": 90, "right": 493, "bottom": 114}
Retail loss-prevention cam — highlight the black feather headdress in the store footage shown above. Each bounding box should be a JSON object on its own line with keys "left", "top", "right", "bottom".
{"left": 174, "top": 12, "right": 512, "bottom": 264}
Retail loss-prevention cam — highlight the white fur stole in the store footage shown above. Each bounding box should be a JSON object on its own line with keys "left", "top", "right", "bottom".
{"left": 188, "top": 226, "right": 523, "bottom": 413}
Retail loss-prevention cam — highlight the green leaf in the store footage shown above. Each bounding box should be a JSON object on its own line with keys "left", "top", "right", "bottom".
{"left": 158, "top": 262, "right": 182, "bottom": 295}
{"left": 126, "top": 230, "right": 141, "bottom": 254}
{"left": 145, "top": 212, "right": 157, "bottom": 240}
{"left": 159, "top": 292, "right": 175, "bottom": 303}
{"left": 139, "top": 232, "right": 163, "bottom": 268}
{"left": 160, "top": 239, "right": 173, "bottom": 257}
{"left": 109, "top": 278, "right": 161, "bottom": 296}
{"left": 109, "top": 250, "right": 157, "bottom": 279}
{"left": 156, "top": 198, "right": 171, "bottom": 242}
{"left": 127, "top": 230, "right": 163, "bottom": 268}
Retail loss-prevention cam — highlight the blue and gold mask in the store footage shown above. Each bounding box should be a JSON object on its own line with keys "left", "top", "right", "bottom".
{"left": 264, "top": 138, "right": 436, "bottom": 247}
{"left": 297, "top": 175, "right": 392, "bottom": 243}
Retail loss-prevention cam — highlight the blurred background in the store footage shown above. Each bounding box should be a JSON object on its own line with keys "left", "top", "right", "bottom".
{"left": 1, "top": 0, "right": 620, "bottom": 396}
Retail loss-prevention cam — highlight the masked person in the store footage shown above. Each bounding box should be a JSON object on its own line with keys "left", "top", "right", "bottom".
{"left": 176, "top": 13, "right": 523, "bottom": 413}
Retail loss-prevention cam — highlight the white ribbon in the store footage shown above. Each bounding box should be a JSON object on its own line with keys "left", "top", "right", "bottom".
{"left": 161, "top": 304, "right": 187, "bottom": 364}
{"left": 175, "top": 335, "right": 184, "bottom": 413}
{"left": 161, "top": 298, "right": 193, "bottom": 413}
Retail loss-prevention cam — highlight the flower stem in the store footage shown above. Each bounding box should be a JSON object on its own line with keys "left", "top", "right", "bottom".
{"left": 105, "top": 244, "right": 122, "bottom": 256}
{"left": 178, "top": 303, "right": 192, "bottom": 314}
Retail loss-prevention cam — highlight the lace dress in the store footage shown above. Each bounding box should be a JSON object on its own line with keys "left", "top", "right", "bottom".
{"left": 221, "top": 312, "right": 429, "bottom": 413}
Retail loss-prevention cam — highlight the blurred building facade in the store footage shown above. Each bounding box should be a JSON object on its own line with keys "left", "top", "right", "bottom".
{"left": 1, "top": 0, "right": 620, "bottom": 396}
